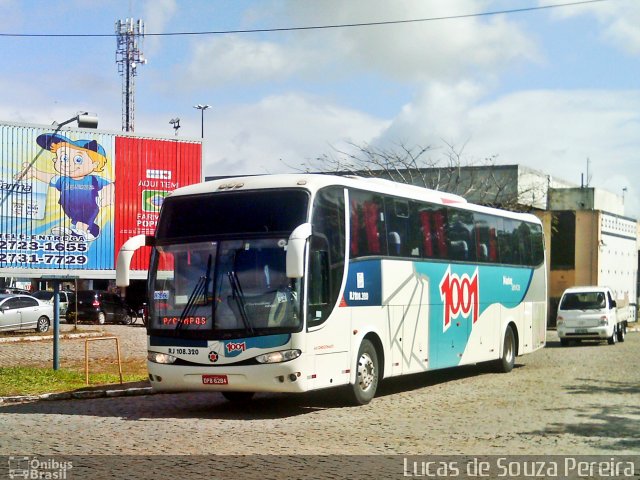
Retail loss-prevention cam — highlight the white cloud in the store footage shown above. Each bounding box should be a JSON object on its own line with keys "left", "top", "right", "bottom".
{"left": 374, "top": 85, "right": 640, "bottom": 216}
{"left": 313, "top": 1, "right": 539, "bottom": 82}
{"left": 202, "top": 93, "right": 388, "bottom": 176}
{"left": 467, "top": 90, "right": 640, "bottom": 191}
{"left": 183, "top": 0, "right": 539, "bottom": 87}
{"left": 377, "top": 80, "right": 487, "bottom": 147}
{"left": 142, "top": 0, "right": 178, "bottom": 54}
{"left": 185, "top": 35, "right": 320, "bottom": 87}
{"left": 540, "top": 0, "right": 640, "bottom": 55}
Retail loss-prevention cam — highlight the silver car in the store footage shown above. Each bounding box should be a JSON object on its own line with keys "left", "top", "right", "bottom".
{"left": 0, "top": 294, "right": 53, "bottom": 333}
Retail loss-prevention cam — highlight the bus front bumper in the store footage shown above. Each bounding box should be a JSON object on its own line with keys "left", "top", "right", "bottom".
{"left": 146, "top": 360, "right": 310, "bottom": 393}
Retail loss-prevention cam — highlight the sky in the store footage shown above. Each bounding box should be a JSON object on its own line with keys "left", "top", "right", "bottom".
{"left": 2, "top": 0, "right": 640, "bottom": 216}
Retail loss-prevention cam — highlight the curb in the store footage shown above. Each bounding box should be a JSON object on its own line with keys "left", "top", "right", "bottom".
{"left": 0, "top": 332, "right": 106, "bottom": 344}
{"left": 0, "top": 386, "right": 155, "bottom": 405}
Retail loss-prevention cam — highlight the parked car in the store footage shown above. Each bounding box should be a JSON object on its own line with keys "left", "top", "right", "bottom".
{"left": 66, "top": 290, "right": 136, "bottom": 325}
{"left": 31, "top": 290, "right": 74, "bottom": 317}
{"left": 0, "top": 287, "right": 33, "bottom": 295}
{"left": 0, "top": 294, "right": 53, "bottom": 333}
{"left": 556, "top": 286, "right": 628, "bottom": 346}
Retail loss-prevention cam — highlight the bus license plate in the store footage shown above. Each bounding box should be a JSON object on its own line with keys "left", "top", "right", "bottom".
{"left": 576, "top": 329, "right": 587, "bottom": 334}
{"left": 202, "top": 374, "right": 228, "bottom": 385}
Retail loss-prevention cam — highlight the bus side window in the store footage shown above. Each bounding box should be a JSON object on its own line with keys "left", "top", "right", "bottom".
{"left": 414, "top": 204, "right": 447, "bottom": 260}
{"left": 432, "top": 210, "right": 448, "bottom": 258}
{"left": 447, "top": 210, "right": 475, "bottom": 262}
{"left": 419, "top": 210, "right": 433, "bottom": 257}
{"left": 308, "top": 246, "right": 330, "bottom": 310}
{"left": 363, "top": 201, "right": 381, "bottom": 254}
{"left": 350, "top": 200, "right": 360, "bottom": 256}
{"left": 530, "top": 224, "right": 544, "bottom": 266}
{"left": 385, "top": 198, "right": 410, "bottom": 257}
{"left": 349, "top": 190, "right": 386, "bottom": 258}
{"left": 498, "top": 219, "right": 515, "bottom": 265}
{"left": 488, "top": 228, "right": 498, "bottom": 262}
{"left": 309, "top": 186, "right": 346, "bottom": 327}
{"left": 516, "top": 222, "right": 533, "bottom": 265}
{"left": 474, "top": 214, "right": 500, "bottom": 263}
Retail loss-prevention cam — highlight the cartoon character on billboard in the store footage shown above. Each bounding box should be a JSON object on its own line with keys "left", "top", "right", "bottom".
{"left": 20, "top": 134, "right": 114, "bottom": 240}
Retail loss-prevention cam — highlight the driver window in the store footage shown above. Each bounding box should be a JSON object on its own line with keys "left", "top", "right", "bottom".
{"left": 308, "top": 187, "right": 345, "bottom": 327}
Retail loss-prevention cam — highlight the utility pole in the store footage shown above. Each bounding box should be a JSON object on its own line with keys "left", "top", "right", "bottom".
{"left": 116, "top": 18, "right": 146, "bottom": 132}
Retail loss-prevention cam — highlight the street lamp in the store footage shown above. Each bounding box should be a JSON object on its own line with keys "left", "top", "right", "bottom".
{"left": 169, "top": 118, "right": 181, "bottom": 136}
{"left": 51, "top": 111, "right": 99, "bottom": 129}
{"left": 193, "top": 104, "right": 211, "bottom": 138}
{"left": 30, "top": 111, "right": 97, "bottom": 371}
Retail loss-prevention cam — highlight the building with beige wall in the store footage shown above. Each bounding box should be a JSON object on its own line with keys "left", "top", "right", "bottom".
{"left": 537, "top": 187, "right": 637, "bottom": 325}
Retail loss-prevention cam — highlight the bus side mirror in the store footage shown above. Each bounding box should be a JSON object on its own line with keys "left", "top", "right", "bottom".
{"left": 116, "top": 234, "right": 153, "bottom": 287}
{"left": 286, "top": 223, "right": 312, "bottom": 278}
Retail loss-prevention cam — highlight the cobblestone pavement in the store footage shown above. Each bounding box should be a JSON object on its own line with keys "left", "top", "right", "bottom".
{"left": 1, "top": 330, "right": 639, "bottom": 460}
{"left": 0, "top": 323, "right": 147, "bottom": 367}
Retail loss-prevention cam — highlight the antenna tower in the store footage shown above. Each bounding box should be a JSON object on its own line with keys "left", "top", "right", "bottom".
{"left": 115, "top": 18, "right": 146, "bottom": 132}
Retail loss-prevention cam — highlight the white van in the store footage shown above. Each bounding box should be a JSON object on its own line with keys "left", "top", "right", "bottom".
{"left": 556, "top": 286, "right": 628, "bottom": 346}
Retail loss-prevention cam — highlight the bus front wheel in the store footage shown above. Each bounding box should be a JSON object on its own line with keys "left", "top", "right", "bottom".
{"left": 349, "top": 339, "right": 379, "bottom": 405}
{"left": 494, "top": 325, "right": 515, "bottom": 373}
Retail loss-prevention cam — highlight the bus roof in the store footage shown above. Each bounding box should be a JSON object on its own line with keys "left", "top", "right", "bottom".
{"left": 170, "top": 174, "right": 541, "bottom": 224}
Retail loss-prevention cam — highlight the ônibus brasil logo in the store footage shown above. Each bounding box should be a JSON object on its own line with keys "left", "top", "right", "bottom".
{"left": 439, "top": 266, "right": 479, "bottom": 332}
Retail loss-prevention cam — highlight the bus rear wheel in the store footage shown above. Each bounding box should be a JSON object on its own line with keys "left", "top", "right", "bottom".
{"left": 349, "top": 339, "right": 379, "bottom": 405}
{"left": 494, "top": 325, "right": 515, "bottom": 373}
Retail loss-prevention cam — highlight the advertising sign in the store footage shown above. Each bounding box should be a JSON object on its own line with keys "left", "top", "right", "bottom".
{"left": 114, "top": 136, "right": 202, "bottom": 271}
{"left": 0, "top": 123, "right": 201, "bottom": 274}
{"left": 0, "top": 126, "right": 116, "bottom": 270}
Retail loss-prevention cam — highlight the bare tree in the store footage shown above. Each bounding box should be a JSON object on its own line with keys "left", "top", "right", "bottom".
{"left": 295, "top": 140, "right": 548, "bottom": 212}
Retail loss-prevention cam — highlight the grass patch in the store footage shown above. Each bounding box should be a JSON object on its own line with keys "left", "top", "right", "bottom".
{"left": 0, "top": 361, "right": 148, "bottom": 397}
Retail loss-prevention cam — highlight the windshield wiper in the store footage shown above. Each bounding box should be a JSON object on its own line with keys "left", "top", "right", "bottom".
{"left": 177, "top": 254, "right": 212, "bottom": 330}
{"left": 227, "top": 271, "right": 255, "bottom": 335}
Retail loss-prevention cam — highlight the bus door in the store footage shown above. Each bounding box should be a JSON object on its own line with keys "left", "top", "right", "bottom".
{"left": 307, "top": 186, "right": 350, "bottom": 389}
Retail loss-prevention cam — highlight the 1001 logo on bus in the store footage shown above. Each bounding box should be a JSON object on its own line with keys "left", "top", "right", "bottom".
{"left": 439, "top": 266, "right": 479, "bottom": 332}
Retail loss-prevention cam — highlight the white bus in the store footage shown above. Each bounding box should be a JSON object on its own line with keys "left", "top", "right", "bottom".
{"left": 117, "top": 174, "right": 547, "bottom": 404}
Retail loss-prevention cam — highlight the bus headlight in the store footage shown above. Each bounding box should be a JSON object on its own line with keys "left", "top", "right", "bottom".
{"left": 148, "top": 352, "right": 177, "bottom": 364}
{"left": 255, "top": 349, "right": 301, "bottom": 364}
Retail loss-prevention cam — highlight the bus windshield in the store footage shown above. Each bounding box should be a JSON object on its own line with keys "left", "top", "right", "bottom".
{"left": 149, "top": 238, "right": 301, "bottom": 338}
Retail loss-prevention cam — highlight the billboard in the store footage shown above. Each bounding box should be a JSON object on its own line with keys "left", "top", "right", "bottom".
{"left": 0, "top": 122, "right": 201, "bottom": 276}
{"left": 114, "top": 136, "right": 202, "bottom": 271}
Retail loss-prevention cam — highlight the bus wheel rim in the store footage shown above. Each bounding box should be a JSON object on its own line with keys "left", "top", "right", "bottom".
{"left": 357, "top": 353, "right": 375, "bottom": 392}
